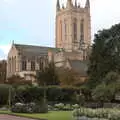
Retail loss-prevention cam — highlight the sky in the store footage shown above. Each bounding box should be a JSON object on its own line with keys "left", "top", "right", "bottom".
{"left": 0, "top": 0, "right": 120, "bottom": 59}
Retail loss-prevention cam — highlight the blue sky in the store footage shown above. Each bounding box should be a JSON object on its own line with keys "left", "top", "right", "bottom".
{"left": 0, "top": 0, "right": 120, "bottom": 59}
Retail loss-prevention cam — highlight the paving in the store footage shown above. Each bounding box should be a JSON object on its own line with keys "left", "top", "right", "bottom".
{"left": 0, "top": 115, "right": 38, "bottom": 120}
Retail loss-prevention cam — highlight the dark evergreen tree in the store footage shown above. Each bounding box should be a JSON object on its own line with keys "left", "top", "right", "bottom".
{"left": 36, "top": 62, "right": 59, "bottom": 86}
{"left": 87, "top": 23, "right": 120, "bottom": 88}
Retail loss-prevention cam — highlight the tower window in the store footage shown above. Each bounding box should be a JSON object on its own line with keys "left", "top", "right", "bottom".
{"left": 60, "top": 20, "right": 62, "bottom": 42}
{"left": 22, "top": 61, "right": 27, "bottom": 71}
{"left": 80, "top": 19, "right": 84, "bottom": 43}
{"left": 39, "top": 58, "right": 43, "bottom": 71}
{"left": 73, "top": 18, "right": 77, "bottom": 41}
{"left": 65, "top": 23, "right": 67, "bottom": 34}
{"left": 64, "top": 22, "right": 67, "bottom": 40}
{"left": 31, "top": 61, "right": 35, "bottom": 71}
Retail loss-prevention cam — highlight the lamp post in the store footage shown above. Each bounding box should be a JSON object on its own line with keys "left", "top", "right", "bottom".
{"left": 8, "top": 86, "right": 11, "bottom": 111}
{"left": 43, "top": 82, "right": 47, "bottom": 103}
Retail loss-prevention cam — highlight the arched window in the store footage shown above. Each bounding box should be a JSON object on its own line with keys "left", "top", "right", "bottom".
{"left": 14, "top": 56, "right": 16, "bottom": 72}
{"left": 65, "top": 23, "right": 67, "bottom": 40}
{"left": 22, "top": 61, "right": 27, "bottom": 71}
{"left": 31, "top": 61, "right": 35, "bottom": 71}
{"left": 39, "top": 58, "right": 44, "bottom": 71}
{"left": 80, "top": 19, "right": 84, "bottom": 43}
{"left": 64, "top": 20, "right": 67, "bottom": 40}
{"left": 60, "top": 20, "right": 62, "bottom": 42}
{"left": 9, "top": 58, "right": 11, "bottom": 72}
{"left": 73, "top": 18, "right": 77, "bottom": 41}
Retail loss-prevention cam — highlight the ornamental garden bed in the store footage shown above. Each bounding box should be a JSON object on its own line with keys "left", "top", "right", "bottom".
{"left": 74, "top": 116, "right": 108, "bottom": 120}
{"left": 72, "top": 108, "right": 120, "bottom": 120}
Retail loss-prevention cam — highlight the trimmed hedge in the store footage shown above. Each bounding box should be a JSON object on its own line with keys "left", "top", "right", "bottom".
{"left": 0, "top": 84, "right": 82, "bottom": 105}
{"left": 13, "top": 86, "right": 80, "bottom": 104}
{"left": 0, "top": 84, "right": 14, "bottom": 105}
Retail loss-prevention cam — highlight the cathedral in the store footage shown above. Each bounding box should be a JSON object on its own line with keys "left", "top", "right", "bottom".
{"left": 7, "top": 0, "right": 91, "bottom": 83}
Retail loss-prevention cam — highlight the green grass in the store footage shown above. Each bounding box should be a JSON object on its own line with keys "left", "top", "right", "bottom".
{"left": 0, "top": 111, "right": 72, "bottom": 120}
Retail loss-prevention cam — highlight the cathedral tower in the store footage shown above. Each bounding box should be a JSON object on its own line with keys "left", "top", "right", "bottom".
{"left": 55, "top": 0, "right": 91, "bottom": 52}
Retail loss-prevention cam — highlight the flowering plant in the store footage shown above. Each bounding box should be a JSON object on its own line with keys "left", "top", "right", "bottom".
{"left": 73, "top": 108, "right": 120, "bottom": 120}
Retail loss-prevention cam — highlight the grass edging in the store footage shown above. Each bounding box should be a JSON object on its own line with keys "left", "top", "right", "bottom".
{"left": 0, "top": 111, "right": 71, "bottom": 120}
{"left": 0, "top": 111, "right": 47, "bottom": 120}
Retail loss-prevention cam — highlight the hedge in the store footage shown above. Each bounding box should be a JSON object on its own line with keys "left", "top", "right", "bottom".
{"left": 0, "top": 85, "right": 81, "bottom": 105}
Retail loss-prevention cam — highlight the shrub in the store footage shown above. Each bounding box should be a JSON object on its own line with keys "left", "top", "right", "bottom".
{"left": 0, "top": 85, "right": 83, "bottom": 107}
{"left": 11, "top": 103, "right": 26, "bottom": 113}
{"left": 0, "top": 84, "right": 14, "bottom": 105}
{"left": 14, "top": 85, "right": 44, "bottom": 104}
{"left": 63, "top": 104, "right": 72, "bottom": 111}
{"left": 73, "top": 108, "right": 120, "bottom": 120}
{"left": 12, "top": 86, "right": 83, "bottom": 105}
{"left": 54, "top": 103, "right": 64, "bottom": 110}
{"left": 48, "top": 105, "right": 53, "bottom": 111}
{"left": 47, "top": 86, "right": 80, "bottom": 103}
{"left": 11, "top": 102, "right": 48, "bottom": 113}
{"left": 72, "top": 104, "right": 79, "bottom": 109}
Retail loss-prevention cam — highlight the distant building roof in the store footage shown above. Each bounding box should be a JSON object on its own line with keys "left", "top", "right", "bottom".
{"left": 14, "top": 44, "right": 56, "bottom": 58}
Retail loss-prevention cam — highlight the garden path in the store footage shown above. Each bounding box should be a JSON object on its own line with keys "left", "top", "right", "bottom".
{"left": 0, "top": 114, "right": 39, "bottom": 120}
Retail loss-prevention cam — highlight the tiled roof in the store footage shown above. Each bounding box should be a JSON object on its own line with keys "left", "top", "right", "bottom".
{"left": 69, "top": 60, "right": 88, "bottom": 76}
{"left": 14, "top": 44, "right": 56, "bottom": 58}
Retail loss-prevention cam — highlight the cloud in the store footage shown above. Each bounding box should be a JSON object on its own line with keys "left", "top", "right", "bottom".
{"left": 0, "top": 44, "right": 11, "bottom": 59}
{"left": 0, "top": 0, "right": 55, "bottom": 46}
{"left": 0, "top": 0, "right": 120, "bottom": 59}
{"left": 0, "top": 48, "right": 6, "bottom": 60}
{"left": 0, "top": 44, "right": 11, "bottom": 54}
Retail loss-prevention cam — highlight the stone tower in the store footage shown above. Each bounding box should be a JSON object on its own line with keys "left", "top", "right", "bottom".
{"left": 55, "top": 0, "right": 91, "bottom": 52}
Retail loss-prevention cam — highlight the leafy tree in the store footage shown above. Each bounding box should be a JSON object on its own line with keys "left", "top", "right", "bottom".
{"left": 104, "top": 71, "right": 120, "bottom": 85}
{"left": 36, "top": 62, "right": 59, "bottom": 86}
{"left": 6, "top": 75, "right": 32, "bottom": 85}
{"left": 58, "top": 69, "right": 75, "bottom": 86}
{"left": 0, "top": 84, "right": 14, "bottom": 105}
{"left": 57, "top": 68, "right": 82, "bottom": 86}
{"left": 0, "top": 60, "right": 6, "bottom": 83}
{"left": 91, "top": 71, "right": 120, "bottom": 103}
{"left": 87, "top": 23, "right": 120, "bottom": 88}
{"left": 92, "top": 83, "right": 115, "bottom": 105}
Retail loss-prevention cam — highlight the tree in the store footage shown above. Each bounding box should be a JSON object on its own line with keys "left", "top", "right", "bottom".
{"left": 58, "top": 68, "right": 81, "bottom": 86}
{"left": 36, "top": 62, "right": 59, "bottom": 86}
{"left": 87, "top": 23, "right": 120, "bottom": 88}
{"left": 6, "top": 75, "right": 32, "bottom": 85}
{"left": 0, "top": 84, "right": 14, "bottom": 105}
{"left": 0, "top": 60, "right": 6, "bottom": 83}
{"left": 104, "top": 71, "right": 120, "bottom": 85}
{"left": 58, "top": 69, "right": 75, "bottom": 86}
{"left": 92, "top": 82, "right": 116, "bottom": 105}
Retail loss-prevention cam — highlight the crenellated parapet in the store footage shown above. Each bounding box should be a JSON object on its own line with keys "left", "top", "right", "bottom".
{"left": 56, "top": 0, "right": 90, "bottom": 14}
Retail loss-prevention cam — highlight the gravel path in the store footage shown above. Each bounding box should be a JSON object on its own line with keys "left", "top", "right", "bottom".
{"left": 0, "top": 114, "right": 39, "bottom": 120}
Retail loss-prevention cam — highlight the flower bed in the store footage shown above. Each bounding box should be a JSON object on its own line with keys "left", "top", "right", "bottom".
{"left": 48, "top": 103, "right": 79, "bottom": 111}
{"left": 72, "top": 108, "right": 120, "bottom": 120}
{"left": 11, "top": 102, "right": 48, "bottom": 113}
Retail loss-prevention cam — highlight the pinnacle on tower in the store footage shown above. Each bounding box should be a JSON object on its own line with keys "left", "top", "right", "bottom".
{"left": 78, "top": 2, "right": 81, "bottom": 8}
{"left": 66, "top": 0, "right": 73, "bottom": 8}
{"left": 75, "top": 0, "right": 77, "bottom": 7}
{"left": 12, "top": 40, "right": 14, "bottom": 45}
{"left": 62, "top": 4, "right": 65, "bottom": 9}
{"left": 56, "top": 0, "right": 60, "bottom": 11}
{"left": 85, "top": 0, "right": 90, "bottom": 8}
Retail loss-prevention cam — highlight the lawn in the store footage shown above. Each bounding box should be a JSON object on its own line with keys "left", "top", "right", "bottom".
{"left": 0, "top": 111, "right": 72, "bottom": 120}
